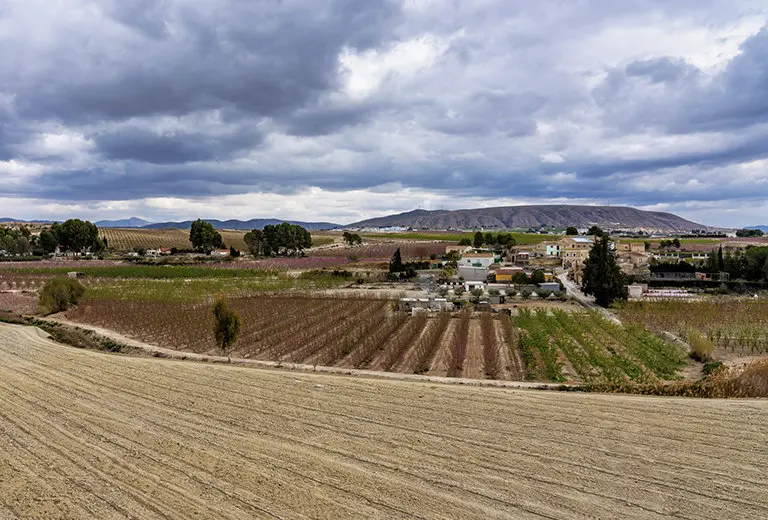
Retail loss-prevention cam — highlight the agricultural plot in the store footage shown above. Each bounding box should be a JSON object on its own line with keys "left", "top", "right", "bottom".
{"left": 316, "top": 242, "right": 449, "bottom": 260}
{"left": 618, "top": 299, "right": 768, "bottom": 355}
{"left": 69, "top": 297, "right": 524, "bottom": 380}
{"left": 515, "top": 309, "right": 684, "bottom": 384}
{"left": 69, "top": 297, "right": 686, "bottom": 383}
{"left": 1, "top": 322, "right": 767, "bottom": 520}
{"left": 100, "top": 227, "right": 296, "bottom": 252}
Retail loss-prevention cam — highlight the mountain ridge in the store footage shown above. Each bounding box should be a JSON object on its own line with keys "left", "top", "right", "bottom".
{"left": 142, "top": 218, "right": 341, "bottom": 231}
{"left": 348, "top": 205, "right": 709, "bottom": 232}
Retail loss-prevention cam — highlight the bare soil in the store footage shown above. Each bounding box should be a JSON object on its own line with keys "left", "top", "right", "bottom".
{"left": 1, "top": 322, "right": 767, "bottom": 519}
{"left": 464, "top": 320, "right": 485, "bottom": 379}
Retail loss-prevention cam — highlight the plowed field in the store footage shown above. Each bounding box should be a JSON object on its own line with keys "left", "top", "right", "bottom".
{"left": 1, "top": 322, "right": 767, "bottom": 519}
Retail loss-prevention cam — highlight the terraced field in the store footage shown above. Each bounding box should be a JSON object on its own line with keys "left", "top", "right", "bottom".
{"left": 0, "top": 322, "right": 767, "bottom": 519}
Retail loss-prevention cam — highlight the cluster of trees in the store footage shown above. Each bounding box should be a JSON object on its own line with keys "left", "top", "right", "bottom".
{"left": 581, "top": 236, "right": 627, "bottom": 307}
{"left": 35, "top": 219, "right": 105, "bottom": 255}
{"left": 565, "top": 226, "right": 579, "bottom": 235}
{"left": 706, "top": 246, "right": 768, "bottom": 281}
{"left": 342, "top": 231, "right": 363, "bottom": 246}
{"left": 509, "top": 270, "right": 548, "bottom": 285}
{"left": 459, "top": 232, "right": 517, "bottom": 249}
{"left": 244, "top": 223, "right": 312, "bottom": 257}
{"left": 388, "top": 248, "right": 421, "bottom": 280}
{"left": 736, "top": 229, "right": 764, "bottom": 238}
{"left": 659, "top": 238, "right": 681, "bottom": 249}
{"left": 189, "top": 219, "right": 224, "bottom": 253}
{"left": 0, "top": 227, "right": 33, "bottom": 256}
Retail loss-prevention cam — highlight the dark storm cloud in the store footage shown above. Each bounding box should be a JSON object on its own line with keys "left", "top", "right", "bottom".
{"left": 0, "top": 0, "right": 767, "bottom": 221}
{"left": 8, "top": 0, "right": 402, "bottom": 126}
{"left": 92, "top": 125, "right": 264, "bottom": 164}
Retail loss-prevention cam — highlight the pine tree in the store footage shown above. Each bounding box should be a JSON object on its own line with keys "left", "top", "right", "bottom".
{"left": 581, "top": 236, "right": 627, "bottom": 307}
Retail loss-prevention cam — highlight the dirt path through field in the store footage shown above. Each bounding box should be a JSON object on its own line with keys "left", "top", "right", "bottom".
{"left": 428, "top": 319, "right": 456, "bottom": 377}
{"left": 463, "top": 320, "right": 485, "bottom": 379}
{"left": 1, "top": 322, "right": 768, "bottom": 519}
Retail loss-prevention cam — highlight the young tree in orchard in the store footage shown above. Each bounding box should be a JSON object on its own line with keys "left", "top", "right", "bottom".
{"left": 581, "top": 236, "right": 627, "bottom": 307}
{"left": 565, "top": 226, "right": 579, "bottom": 236}
{"left": 212, "top": 296, "right": 241, "bottom": 362}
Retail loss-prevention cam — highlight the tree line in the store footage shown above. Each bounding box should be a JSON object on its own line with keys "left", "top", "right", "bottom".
{"left": 244, "top": 223, "right": 312, "bottom": 257}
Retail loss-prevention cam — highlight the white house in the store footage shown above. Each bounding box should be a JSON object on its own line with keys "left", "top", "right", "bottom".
{"left": 459, "top": 252, "right": 495, "bottom": 268}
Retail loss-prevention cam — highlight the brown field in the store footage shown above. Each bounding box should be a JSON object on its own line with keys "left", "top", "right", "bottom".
{"left": 68, "top": 297, "right": 521, "bottom": 380}
{"left": 100, "top": 228, "right": 249, "bottom": 251}
{"left": 1, "top": 322, "right": 767, "bottom": 519}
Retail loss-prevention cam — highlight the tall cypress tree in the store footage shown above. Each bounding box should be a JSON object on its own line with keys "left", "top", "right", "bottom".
{"left": 389, "top": 248, "right": 404, "bottom": 273}
{"left": 717, "top": 246, "right": 725, "bottom": 271}
{"left": 581, "top": 236, "right": 627, "bottom": 307}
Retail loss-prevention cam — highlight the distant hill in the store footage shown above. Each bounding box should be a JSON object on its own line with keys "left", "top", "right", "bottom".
{"left": 746, "top": 225, "right": 768, "bottom": 233}
{"left": 142, "top": 218, "right": 341, "bottom": 231}
{"left": 349, "top": 205, "right": 707, "bottom": 233}
{"left": 0, "top": 218, "right": 52, "bottom": 224}
{"left": 95, "top": 217, "right": 152, "bottom": 228}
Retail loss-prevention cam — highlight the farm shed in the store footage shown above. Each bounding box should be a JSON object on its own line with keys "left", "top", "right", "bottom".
{"left": 538, "top": 282, "right": 561, "bottom": 292}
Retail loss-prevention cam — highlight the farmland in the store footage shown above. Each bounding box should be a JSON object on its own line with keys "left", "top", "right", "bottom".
{"left": 68, "top": 297, "right": 684, "bottom": 383}
{"left": 359, "top": 231, "right": 558, "bottom": 244}
{"left": 515, "top": 309, "right": 683, "bottom": 383}
{"left": 1, "top": 321, "right": 767, "bottom": 520}
{"left": 618, "top": 299, "right": 768, "bottom": 355}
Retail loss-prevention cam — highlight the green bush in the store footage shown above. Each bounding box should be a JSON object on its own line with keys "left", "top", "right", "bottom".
{"left": 39, "top": 278, "right": 86, "bottom": 315}
{"left": 702, "top": 361, "right": 725, "bottom": 376}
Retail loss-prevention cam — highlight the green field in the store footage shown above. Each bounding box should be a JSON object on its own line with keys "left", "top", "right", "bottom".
{"left": 360, "top": 231, "right": 558, "bottom": 245}
{"left": 515, "top": 309, "right": 684, "bottom": 384}
{"left": 2, "top": 265, "right": 351, "bottom": 302}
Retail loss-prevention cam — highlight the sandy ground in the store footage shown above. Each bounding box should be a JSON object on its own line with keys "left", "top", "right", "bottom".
{"left": 1, "top": 323, "right": 768, "bottom": 519}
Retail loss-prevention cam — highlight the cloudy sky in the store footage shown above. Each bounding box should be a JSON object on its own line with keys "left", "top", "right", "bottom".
{"left": 1, "top": 0, "right": 767, "bottom": 226}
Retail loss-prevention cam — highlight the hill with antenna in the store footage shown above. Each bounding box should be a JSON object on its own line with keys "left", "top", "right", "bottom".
{"left": 348, "top": 205, "right": 708, "bottom": 233}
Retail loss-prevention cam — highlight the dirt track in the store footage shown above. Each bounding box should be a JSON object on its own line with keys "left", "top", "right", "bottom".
{"left": 1, "top": 323, "right": 767, "bottom": 519}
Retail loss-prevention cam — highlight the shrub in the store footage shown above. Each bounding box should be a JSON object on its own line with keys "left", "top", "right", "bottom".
{"left": 687, "top": 328, "right": 715, "bottom": 362}
{"left": 212, "top": 296, "right": 242, "bottom": 361}
{"left": 38, "top": 278, "right": 86, "bottom": 315}
{"left": 454, "top": 286, "right": 466, "bottom": 296}
{"left": 520, "top": 289, "right": 532, "bottom": 300}
{"left": 702, "top": 361, "right": 725, "bottom": 376}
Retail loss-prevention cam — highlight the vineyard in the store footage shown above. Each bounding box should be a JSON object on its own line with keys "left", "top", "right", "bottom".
{"left": 516, "top": 309, "right": 683, "bottom": 384}
{"left": 69, "top": 297, "right": 685, "bottom": 383}
{"left": 618, "top": 299, "right": 768, "bottom": 355}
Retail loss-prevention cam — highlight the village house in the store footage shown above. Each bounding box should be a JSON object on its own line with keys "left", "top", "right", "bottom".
{"left": 492, "top": 266, "right": 525, "bottom": 283}
{"left": 533, "top": 241, "right": 561, "bottom": 258}
{"left": 615, "top": 240, "right": 646, "bottom": 254}
{"left": 559, "top": 236, "right": 595, "bottom": 268}
{"left": 459, "top": 252, "right": 496, "bottom": 268}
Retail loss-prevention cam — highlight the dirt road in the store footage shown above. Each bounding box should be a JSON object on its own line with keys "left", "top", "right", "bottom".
{"left": 1, "top": 322, "right": 767, "bottom": 519}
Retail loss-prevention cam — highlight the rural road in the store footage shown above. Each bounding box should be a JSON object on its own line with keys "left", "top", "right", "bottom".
{"left": 1, "top": 322, "right": 767, "bottom": 519}
{"left": 558, "top": 272, "right": 621, "bottom": 323}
